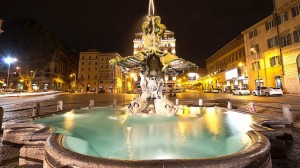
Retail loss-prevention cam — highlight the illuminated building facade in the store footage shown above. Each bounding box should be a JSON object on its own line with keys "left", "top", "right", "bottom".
{"left": 204, "top": 35, "right": 247, "bottom": 92}
{"left": 133, "top": 30, "right": 176, "bottom": 55}
{"left": 78, "top": 49, "right": 124, "bottom": 93}
{"left": 1, "top": 47, "right": 78, "bottom": 91}
{"left": 243, "top": 0, "right": 300, "bottom": 93}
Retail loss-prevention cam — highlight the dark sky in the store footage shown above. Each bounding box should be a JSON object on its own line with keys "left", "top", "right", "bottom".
{"left": 0, "top": 0, "right": 274, "bottom": 68}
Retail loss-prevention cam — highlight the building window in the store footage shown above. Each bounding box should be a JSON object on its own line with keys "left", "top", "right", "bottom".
{"left": 95, "top": 62, "right": 98, "bottom": 65}
{"left": 82, "top": 62, "right": 84, "bottom": 65}
{"left": 292, "top": 4, "right": 300, "bottom": 17}
{"left": 88, "top": 75, "right": 90, "bottom": 79}
{"left": 276, "top": 11, "right": 288, "bottom": 24}
{"left": 81, "top": 75, "right": 83, "bottom": 79}
{"left": 88, "top": 62, "right": 91, "bottom": 65}
{"left": 267, "top": 36, "right": 278, "bottom": 48}
{"left": 89, "top": 56, "right": 91, "bottom": 59}
{"left": 100, "top": 81, "right": 103, "bottom": 84}
{"left": 249, "top": 29, "right": 257, "bottom": 39}
{"left": 270, "top": 56, "right": 282, "bottom": 67}
{"left": 265, "top": 19, "right": 276, "bottom": 31}
{"left": 279, "top": 34, "right": 292, "bottom": 47}
{"left": 252, "top": 61, "right": 260, "bottom": 71}
{"left": 82, "top": 56, "right": 84, "bottom": 59}
{"left": 95, "top": 67, "right": 98, "bottom": 71}
{"left": 293, "top": 30, "right": 300, "bottom": 43}
{"left": 251, "top": 44, "right": 260, "bottom": 55}
{"left": 297, "top": 55, "right": 300, "bottom": 81}
{"left": 95, "top": 75, "right": 97, "bottom": 79}
{"left": 88, "top": 67, "right": 90, "bottom": 71}
{"left": 81, "top": 68, "right": 84, "bottom": 71}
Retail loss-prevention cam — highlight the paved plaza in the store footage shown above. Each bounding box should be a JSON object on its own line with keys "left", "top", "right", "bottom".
{"left": 0, "top": 92, "right": 300, "bottom": 167}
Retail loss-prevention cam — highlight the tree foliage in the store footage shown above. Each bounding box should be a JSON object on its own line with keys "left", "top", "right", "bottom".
{"left": 0, "top": 18, "right": 61, "bottom": 70}
{"left": 0, "top": 18, "right": 62, "bottom": 90}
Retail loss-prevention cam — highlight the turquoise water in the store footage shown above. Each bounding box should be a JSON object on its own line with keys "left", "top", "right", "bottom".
{"left": 35, "top": 106, "right": 257, "bottom": 160}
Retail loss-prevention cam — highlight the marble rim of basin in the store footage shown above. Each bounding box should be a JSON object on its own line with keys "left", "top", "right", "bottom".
{"left": 44, "top": 131, "right": 271, "bottom": 168}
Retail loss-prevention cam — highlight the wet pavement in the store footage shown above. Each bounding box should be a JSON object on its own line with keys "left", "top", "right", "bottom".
{"left": 0, "top": 93, "right": 300, "bottom": 167}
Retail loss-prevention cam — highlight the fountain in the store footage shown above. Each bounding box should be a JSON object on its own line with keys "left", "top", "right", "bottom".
{"left": 2, "top": 0, "right": 272, "bottom": 167}
{"left": 109, "top": 0, "right": 197, "bottom": 115}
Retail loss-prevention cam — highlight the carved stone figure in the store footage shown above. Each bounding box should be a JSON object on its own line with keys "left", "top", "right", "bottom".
{"left": 110, "top": 11, "right": 197, "bottom": 115}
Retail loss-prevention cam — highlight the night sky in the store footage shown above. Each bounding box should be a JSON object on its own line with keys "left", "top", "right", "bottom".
{"left": 0, "top": 0, "right": 274, "bottom": 68}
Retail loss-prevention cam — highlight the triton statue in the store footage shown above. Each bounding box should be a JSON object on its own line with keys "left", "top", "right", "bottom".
{"left": 110, "top": 0, "right": 197, "bottom": 115}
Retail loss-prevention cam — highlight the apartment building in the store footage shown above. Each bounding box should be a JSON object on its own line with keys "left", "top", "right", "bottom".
{"left": 204, "top": 35, "right": 247, "bottom": 92}
{"left": 242, "top": 0, "right": 300, "bottom": 93}
{"left": 78, "top": 49, "right": 123, "bottom": 93}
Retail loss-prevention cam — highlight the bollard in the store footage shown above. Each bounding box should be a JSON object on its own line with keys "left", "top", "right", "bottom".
{"left": 227, "top": 99, "right": 232, "bottom": 109}
{"left": 282, "top": 104, "right": 293, "bottom": 123}
{"left": 113, "top": 99, "right": 117, "bottom": 107}
{"left": 0, "top": 107, "right": 3, "bottom": 130}
{"left": 199, "top": 99, "right": 203, "bottom": 106}
{"left": 57, "top": 100, "right": 63, "bottom": 111}
{"left": 32, "top": 103, "right": 41, "bottom": 117}
{"left": 89, "top": 100, "right": 95, "bottom": 108}
{"left": 247, "top": 102, "right": 256, "bottom": 113}
{"left": 175, "top": 99, "right": 179, "bottom": 105}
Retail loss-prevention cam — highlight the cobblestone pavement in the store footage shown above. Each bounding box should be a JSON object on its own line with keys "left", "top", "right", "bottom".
{"left": 272, "top": 127, "right": 300, "bottom": 168}
{"left": 0, "top": 94, "right": 300, "bottom": 167}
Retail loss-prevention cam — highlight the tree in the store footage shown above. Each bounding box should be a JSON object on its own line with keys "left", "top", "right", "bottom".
{"left": 0, "top": 18, "right": 62, "bottom": 91}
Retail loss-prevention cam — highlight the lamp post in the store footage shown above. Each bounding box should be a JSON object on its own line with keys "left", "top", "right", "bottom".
{"left": 70, "top": 73, "right": 77, "bottom": 91}
{"left": 4, "top": 57, "right": 17, "bottom": 89}
{"left": 250, "top": 47, "right": 260, "bottom": 87}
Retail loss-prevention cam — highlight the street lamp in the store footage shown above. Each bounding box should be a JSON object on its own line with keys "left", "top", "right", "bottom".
{"left": 4, "top": 57, "right": 17, "bottom": 89}
{"left": 70, "top": 73, "right": 77, "bottom": 91}
{"left": 250, "top": 46, "right": 260, "bottom": 87}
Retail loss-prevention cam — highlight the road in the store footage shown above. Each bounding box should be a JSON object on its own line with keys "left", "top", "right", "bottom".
{"left": 0, "top": 92, "right": 299, "bottom": 122}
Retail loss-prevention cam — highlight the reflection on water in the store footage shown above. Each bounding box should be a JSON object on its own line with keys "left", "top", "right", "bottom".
{"left": 35, "top": 107, "right": 258, "bottom": 160}
{"left": 63, "top": 110, "right": 75, "bottom": 131}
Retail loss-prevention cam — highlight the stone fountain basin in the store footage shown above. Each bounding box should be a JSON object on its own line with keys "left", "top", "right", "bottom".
{"left": 38, "top": 106, "right": 272, "bottom": 168}
{"left": 44, "top": 131, "right": 271, "bottom": 168}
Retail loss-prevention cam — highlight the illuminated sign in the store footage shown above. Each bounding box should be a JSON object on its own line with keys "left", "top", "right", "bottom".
{"left": 187, "top": 73, "right": 199, "bottom": 81}
{"left": 225, "top": 68, "right": 238, "bottom": 80}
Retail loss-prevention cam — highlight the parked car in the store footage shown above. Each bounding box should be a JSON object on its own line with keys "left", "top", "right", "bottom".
{"left": 232, "top": 88, "right": 250, "bottom": 95}
{"left": 252, "top": 86, "right": 283, "bottom": 96}
{"left": 204, "top": 89, "right": 211, "bottom": 93}
{"left": 212, "top": 89, "right": 219, "bottom": 93}
{"left": 98, "top": 89, "right": 105, "bottom": 93}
